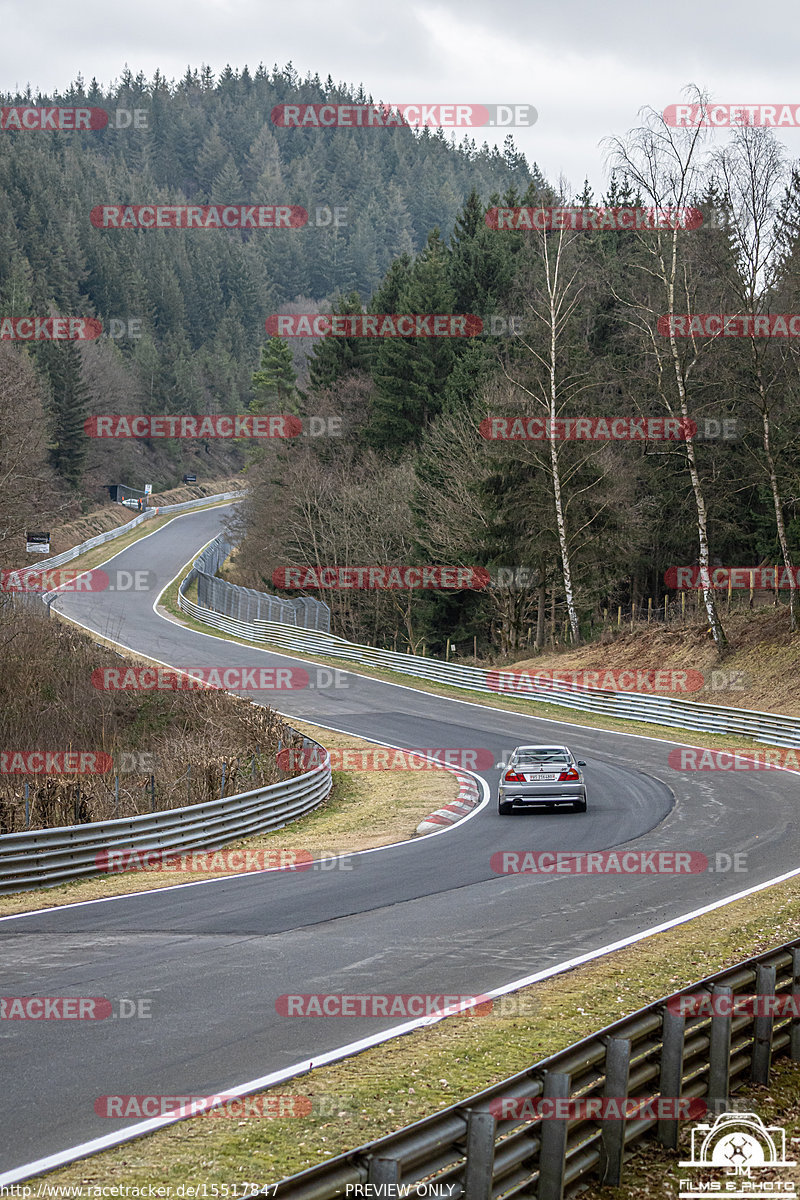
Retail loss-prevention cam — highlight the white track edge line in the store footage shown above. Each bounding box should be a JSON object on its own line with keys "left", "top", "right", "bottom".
{"left": 4, "top": 860, "right": 800, "bottom": 1185}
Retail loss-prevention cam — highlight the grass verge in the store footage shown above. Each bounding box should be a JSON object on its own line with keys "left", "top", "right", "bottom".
{"left": 158, "top": 566, "right": 781, "bottom": 759}
{"left": 33, "top": 871, "right": 800, "bottom": 1189}
{"left": 0, "top": 715, "right": 459, "bottom": 917}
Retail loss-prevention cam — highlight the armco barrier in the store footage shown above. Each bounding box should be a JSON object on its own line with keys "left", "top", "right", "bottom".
{"left": 271, "top": 939, "right": 800, "bottom": 1200}
{"left": 25, "top": 489, "right": 244, "bottom": 577}
{"left": 0, "top": 738, "right": 331, "bottom": 894}
{"left": 178, "top": 561, "right": 800, "bottom": 750}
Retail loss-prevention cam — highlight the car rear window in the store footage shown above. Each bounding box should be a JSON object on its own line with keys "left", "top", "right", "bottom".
{"left": 515, "top": 749, "right": 569, "bottom": 763}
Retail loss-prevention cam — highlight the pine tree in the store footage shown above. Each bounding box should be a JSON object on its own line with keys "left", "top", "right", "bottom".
{"left": 307, "top": 291, "right": 366, "bottom": 393}
{"left": 367, "top": 231, "right": 458, "bottom": 455}
{"left": 250, "top": 338, "right": 299, "bottom": 413}
{"left": 40, "top": 342, "right": 89, "bottom": 488}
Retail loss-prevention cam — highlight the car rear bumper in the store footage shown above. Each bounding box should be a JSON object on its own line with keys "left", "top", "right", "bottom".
{"left": 499, "top": 784, "right": 586, "bottom": 806}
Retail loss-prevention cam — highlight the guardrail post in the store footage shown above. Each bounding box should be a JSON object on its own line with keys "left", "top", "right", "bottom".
{"left": 368, "top": 1156, "right": 400, "bottom": 1196}
{"left": 708, "top": 986, "right": 732, "bottom": 1110}
{"left": 463, "top": 1110, "right": 495, "bottom": 1200}
{"left": 751, "top": 964, "right": 777, "bottom": 1084}
{"left": 658, "top": 1007, "right": 685, "bottom": 1148}
{"left": 537, "top": 1071, "right": 570, "bottom": 1200}
{"left": 791, "top": 949, "right": 800, "bottom": 1062}
{"left": 599, "top": 1038, "right": 630, "bottom": 1186}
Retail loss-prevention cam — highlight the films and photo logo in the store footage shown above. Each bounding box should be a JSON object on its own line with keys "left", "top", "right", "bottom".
{"left": 677, "top": 1111, "right": 796, "bottom": 1197}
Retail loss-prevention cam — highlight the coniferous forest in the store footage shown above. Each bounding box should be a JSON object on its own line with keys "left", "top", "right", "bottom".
{"left": 2, "top": 69, "right": 800, "bottom": 657}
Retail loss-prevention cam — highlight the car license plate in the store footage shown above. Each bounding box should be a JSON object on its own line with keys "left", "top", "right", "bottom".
{"left": 526, "top": 772, "right": 557, "bottom": 781}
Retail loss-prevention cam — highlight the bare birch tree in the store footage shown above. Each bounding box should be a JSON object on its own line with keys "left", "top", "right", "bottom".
{"left": 605, "top": 89, "right": 729, "bottom": 653}
{"left": 714, "top": 123, "right": 798, "bottom": 629}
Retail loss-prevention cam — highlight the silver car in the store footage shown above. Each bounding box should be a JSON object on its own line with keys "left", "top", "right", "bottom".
{"left": 497, "top": 744, "right": 587, "bottom": 814}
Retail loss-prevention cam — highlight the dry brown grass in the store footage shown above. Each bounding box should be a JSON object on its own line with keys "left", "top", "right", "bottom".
{"left": 0, "top": 715, "right": 460, "bottom": 914}
{"left": 0, "top": 608, "right": 299, "bottom": 833}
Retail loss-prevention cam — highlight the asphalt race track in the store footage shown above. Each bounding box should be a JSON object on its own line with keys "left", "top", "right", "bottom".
{"left": 2, "top": 505, "right": 797, "bottom": 1178}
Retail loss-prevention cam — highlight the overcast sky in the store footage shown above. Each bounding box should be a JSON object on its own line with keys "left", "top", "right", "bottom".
{"left": 3, "top": 0, "right": 800, "bottom": 193}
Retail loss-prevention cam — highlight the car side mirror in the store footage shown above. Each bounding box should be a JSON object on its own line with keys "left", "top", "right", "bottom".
{"left": 577, "top": 760, "right": 587, "bottom": 766}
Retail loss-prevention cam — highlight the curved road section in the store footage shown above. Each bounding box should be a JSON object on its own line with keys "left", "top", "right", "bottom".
{"left": 1, "top": 506, "right": 795, "bottom": 1179}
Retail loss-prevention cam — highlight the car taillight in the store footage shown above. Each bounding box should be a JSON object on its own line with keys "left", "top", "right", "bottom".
{"left": 503, "top": 769, "right": 526, "bottom": 782}
{"left": 558, "top": 767, "right": 580, "bottom": 781}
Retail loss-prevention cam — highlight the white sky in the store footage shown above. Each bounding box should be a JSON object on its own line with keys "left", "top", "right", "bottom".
{"left": 2, "top": 0, "right": 800, "bottom": 192}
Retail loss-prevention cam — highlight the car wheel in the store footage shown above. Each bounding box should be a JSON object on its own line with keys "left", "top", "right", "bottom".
{"left": 573, "top": 798, "right": 587, "bottom": 812}
{"left": 498, "top": 801, "right": 514, "bottom": 815}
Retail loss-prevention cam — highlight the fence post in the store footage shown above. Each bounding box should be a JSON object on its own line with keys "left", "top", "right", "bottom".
{"left": 708, "top": 986, "right": 732, "bottom": 1109}
{"left": 658, "top": 1006, "right": 685, "bottom": 1148}
{"left": 751, "top": 964, "right": 777, "bottom": 1084}
{"left": 220, "top": 762, "right": 227, "bottom": 799}
{"left": 463, "top": 1110, "right": 496, "bottom": 1200}
{"left": 537, "top": 1070, "right": 570, "bottom": 1200}
{"left": 24, "top": 782, "right": 29, "bottom": 829}
{"left": 599, "top": 1038, "right": 630, "bottom": 1186}
{"left": 150, "top": 774, "right": 155, "bottom": 812}
{"left": 792, "top": 949, "right": 800, "bottom": 1062}
{"left": 368, "top": 1157, "right": 399, "bottom": 1192}
{"left": 115, "top": 773, "right": 119, "bottom": 817}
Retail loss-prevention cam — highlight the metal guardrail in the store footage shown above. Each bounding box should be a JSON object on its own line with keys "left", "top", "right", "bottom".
{"left": 273, "top": 939, "right": 800, "bottom": 1200}
{"left": 0, "top": 739, "right": 332, "bottom": 894}
{"left": 20, "top": 489, "right": 244, "bottom": 576}
{"left": 179, "top": 577, "right": 800, "bottom": 750}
